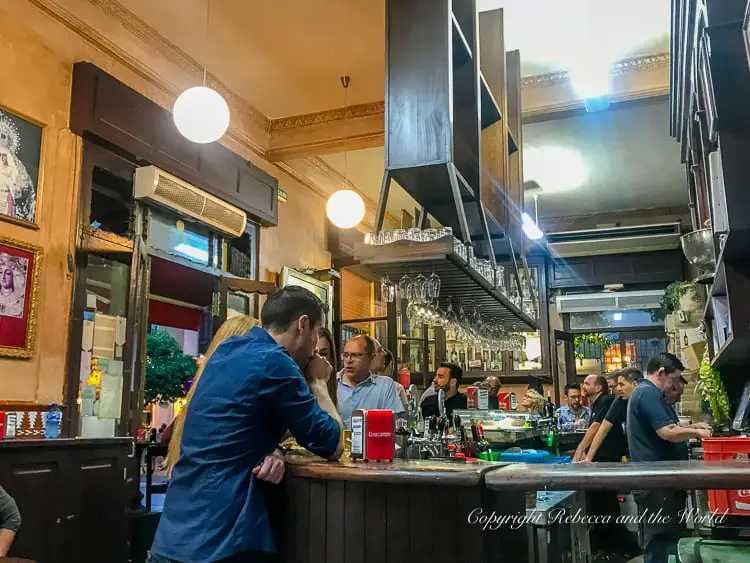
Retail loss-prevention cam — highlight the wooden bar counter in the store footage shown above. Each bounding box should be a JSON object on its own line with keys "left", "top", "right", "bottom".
{"left": 279, "top": 453, "right": 529, "bottom": 563}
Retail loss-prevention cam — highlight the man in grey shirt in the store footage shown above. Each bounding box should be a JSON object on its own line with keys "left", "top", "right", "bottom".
{"left": 0, "top": 485, "right": 21, "bottom": 557}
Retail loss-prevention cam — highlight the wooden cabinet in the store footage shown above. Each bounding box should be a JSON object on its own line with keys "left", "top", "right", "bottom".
{"left": 671, "top": 0, "right": 750, "bottom": 370}
{"left": 548, "top": 251, "right": 683, "bottom": 289}
{"left": 70, "top": 62, "right": 278, "bottom": 226}
{"left": 381, "top": 1, "right": 518, "bottom": 264}
{"left": 1, "top": 438, "right": 131, "bottom": 563}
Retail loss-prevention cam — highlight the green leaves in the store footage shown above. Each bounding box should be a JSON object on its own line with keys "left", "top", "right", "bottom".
{"left": 698, "top": 348, "right": 730, "bottom": 425}
{"left": 651, "top": 281, "right": 698, "bottom": 322}
{"left": 145, "top": 330, "right": 197, "bottom": 404}
{"left": 573, "top": 333, "right": 614, "bottom": 361}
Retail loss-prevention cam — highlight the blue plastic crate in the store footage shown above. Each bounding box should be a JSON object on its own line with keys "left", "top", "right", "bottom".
{"left": 499, "top": 450, "right": 550, "bottom": 463}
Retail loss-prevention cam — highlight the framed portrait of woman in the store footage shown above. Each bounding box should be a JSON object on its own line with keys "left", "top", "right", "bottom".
{"left": 0, "top": 236, "right": 42, "bottom": 358}
{"left": 0, "top": 107, "right": 43, "bottom": 228}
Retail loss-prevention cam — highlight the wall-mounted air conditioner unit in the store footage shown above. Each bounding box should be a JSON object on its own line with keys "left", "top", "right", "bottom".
{"left": 557, "top": 290, "right": 665, "bottom": 313}
{"left": 134, "top": 165, "right": 247, "bottom": 238}
{"left": 546, "top": 223, "right": 682, "bottom": 258}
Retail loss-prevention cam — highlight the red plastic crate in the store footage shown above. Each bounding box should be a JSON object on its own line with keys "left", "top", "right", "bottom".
{"left": 702, "top": 437, "right": 750, "bottom": 516}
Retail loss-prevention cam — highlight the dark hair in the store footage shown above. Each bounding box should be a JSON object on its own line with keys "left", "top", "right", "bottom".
{"left": 564, "top": 383, "right": 581, "bottom": 395}
{"left": 605, "top": 372, "right": 619, "bottom": 382}
{"left": 348, "top": 334, "right": 376, "bottom": 356}
{"left": 527, "top": 378, "right": 544, "bottom": 395}
{"left": 618, "top": 367, "right": 643, "bottom": 384}
{"left": 594, "top": 375, "right": 609, "bottom": 394}
{"left": 318, "top": 326, "right": 337, "bottom": 369}
{"left": 382, "top": 349, "right": 395, "bottom": 379}
{"left": 316, "top": 326, "right": 338, "bottom": 408}
{"left": 646, "top": 352, "right": 684, "bottom": 376}
{"left": 261, "top": 286, "right": 326, "bottom": 332}
{"left": 439, "top": 362, "right": 463, "bottom": 385}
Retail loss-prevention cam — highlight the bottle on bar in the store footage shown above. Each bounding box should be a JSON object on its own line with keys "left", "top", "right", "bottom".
{"left": 543, "top": 392, "right": 555, "bottom": 419}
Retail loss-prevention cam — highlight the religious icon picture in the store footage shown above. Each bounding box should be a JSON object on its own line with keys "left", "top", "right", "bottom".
{"left": 0, "top": 107, "right": 42, "bottom": 227}
{"left": 0, "top": 236, "right": 42, "bottom": 358}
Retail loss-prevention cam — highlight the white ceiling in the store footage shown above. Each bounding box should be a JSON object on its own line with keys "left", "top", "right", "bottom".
{"left": 317, "top": 100, "right": 686, "bottom": 222}
{"left": 125, "top": 0, "right": 669, "bottom": 117}
{"left": 523, "top": 99, "right": 687, "bottom": 218}
{"left": 479, "top": 0, "right": 669, "bottom": 76}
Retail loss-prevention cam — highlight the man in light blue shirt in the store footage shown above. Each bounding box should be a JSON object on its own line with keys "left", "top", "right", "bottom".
{"left": 337, "top": 335, "right": 405, "bottom": 429}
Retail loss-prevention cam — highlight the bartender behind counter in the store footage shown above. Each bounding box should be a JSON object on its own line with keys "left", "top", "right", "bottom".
{"left": 337, "top": 335, "right": 405, "bottom": 429}
{"left": 421, "top": 362, "right": 467, "bottom": 419}
{"left": 627, "top": 353, "right": 712, "bottom": 563}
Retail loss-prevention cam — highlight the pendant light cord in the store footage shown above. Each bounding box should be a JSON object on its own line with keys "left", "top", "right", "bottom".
{"left": 341, "top": 75, "right": 350, "bottom": 188}
{"left": 203, "top": 0, "right": 211, "bottom": 87}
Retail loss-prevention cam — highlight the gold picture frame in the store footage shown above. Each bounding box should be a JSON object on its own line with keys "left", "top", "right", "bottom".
{"left": 0, "top": 105, "right": 45, "bottom": 230}
{"left": 0, "top": 235, "right": 42, "bottom": 358}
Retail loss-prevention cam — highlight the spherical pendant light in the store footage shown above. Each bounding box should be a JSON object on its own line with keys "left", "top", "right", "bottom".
{"left": 326, "top": 190, "right": 365, "bottom": 229}
{"left": 173, "top": 86, "right": 230, "bottom": 144}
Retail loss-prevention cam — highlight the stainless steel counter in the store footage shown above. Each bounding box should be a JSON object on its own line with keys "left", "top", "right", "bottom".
{"left": 485, "top": 460, "right": 750, "bottom": 491}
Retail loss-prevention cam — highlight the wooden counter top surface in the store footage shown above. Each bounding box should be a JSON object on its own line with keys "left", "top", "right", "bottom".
{"left": 485, "top": 459, "right": 750, "bottom": 491}
{"left": 286, "top": 452, "right": 501, "bottom": 486}
{"left": 0, "top": 437, "right": 133, "bottom": 449}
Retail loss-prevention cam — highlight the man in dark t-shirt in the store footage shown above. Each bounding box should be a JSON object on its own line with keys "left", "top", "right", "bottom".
{"left": 627, "top": 354, "right": 712, "bottom": 563}
{"left": 585, "top": 367, "right": 643, "bottom": 462}
{"left": 421, "top": 362, "right": 468, "bottom": 419}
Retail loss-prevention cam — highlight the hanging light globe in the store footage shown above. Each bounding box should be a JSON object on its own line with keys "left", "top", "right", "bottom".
{"left": 326, "top": 190, "right": 365, "bottom": 229}
{"left": 172, "top": 86, "right": 230, "bottom": 144}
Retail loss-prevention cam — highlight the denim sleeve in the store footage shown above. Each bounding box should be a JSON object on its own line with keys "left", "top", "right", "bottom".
{"left": 641, "top": 388, "right": 675, "bottom": 432}
{"left": 265, "top": 356, "right": 341, "bottom": 458}
{"left": 0, "top": 486, "right": 21, "bottom": 532}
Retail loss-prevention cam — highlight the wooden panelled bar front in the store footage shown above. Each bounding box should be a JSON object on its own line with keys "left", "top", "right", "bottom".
{"left": 279, "top": 455, "right": 528, "bottom": 563}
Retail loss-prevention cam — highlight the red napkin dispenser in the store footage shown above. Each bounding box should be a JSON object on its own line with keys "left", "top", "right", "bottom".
{"left": 351, "top": 409, "right": 395, "bottom": 462}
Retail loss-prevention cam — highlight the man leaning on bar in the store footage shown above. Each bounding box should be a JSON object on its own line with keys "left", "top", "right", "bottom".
{"left": 149, "top": 286, "right": 343, "bottom": 563}
{"left": 627, "top": 353, "right": 712, "bottom": 563}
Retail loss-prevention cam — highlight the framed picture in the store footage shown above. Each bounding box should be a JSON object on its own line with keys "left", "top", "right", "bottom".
{"left": 0, "top": 107, "right": 43, "bottom": 228}
{"left": 280, "top": 267, "right": 333, "bottom": 332}
{"left": 0, "top": 236, "right": 42, "bottom": 358}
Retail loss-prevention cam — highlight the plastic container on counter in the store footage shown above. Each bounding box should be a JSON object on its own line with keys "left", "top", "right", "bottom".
{"left": 702, "top": 437, "right": 750, "bottom": 516}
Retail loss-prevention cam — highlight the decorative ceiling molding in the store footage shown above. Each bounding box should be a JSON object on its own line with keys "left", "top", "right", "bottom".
{"left": 521, "top": 52, "right": 670, "bottom": 89}
{"left": 270, "top": 101, "right": 385, "bottom": 132}
{"left": 278, "top": 157, "right": 399, "bottom": 230}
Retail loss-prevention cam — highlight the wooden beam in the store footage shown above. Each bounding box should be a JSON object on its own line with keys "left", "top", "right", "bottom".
{"left": 267, "top": 102, "right": 385, "bottom": 161}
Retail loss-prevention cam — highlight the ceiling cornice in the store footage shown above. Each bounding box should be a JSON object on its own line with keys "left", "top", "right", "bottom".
{"left": 270, "top": 101, "right": 385, "bottom": 132}
{"left": 522, "top": 52, "right": 670, "bottom": 89}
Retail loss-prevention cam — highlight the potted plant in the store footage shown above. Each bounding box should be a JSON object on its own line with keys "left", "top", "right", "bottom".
{"left": 650, "top": 281, "right": 701, "bottom": 323}
{"left": 145, "top": 330, "right": 198, "bottom": 406}
{"left": 574, "top": 333, "right": 614, "bottom": 365}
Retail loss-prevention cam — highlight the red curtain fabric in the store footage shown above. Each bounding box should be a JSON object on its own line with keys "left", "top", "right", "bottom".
{"left": 148, "top": 300, "right": 201, "bottom": 331}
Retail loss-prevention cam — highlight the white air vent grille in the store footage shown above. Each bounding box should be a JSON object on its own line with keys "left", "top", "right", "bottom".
{"left": 547, "top": 223, "right": 682, "bottom": 258}
{"left": 557, "top": 290, "right": 664, "bottom": 313}
{"left": 135, "top": 165, "right": 247, "bottom": 238}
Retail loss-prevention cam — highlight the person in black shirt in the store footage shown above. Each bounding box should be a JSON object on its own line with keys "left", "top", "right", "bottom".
{"left": 573, "top": 374, "right": 611, "bottom": 462}
{"left": 484, "top": 375, "right": 501, "bottom": 409}
{"left": 628, "top": 353, "right": 712, "bottom": 563}
{"left": 421, "top": 362, "right": 467, "bottom": 419}
{"left": 585, "top": 367, "right": 643, "bottom": 462}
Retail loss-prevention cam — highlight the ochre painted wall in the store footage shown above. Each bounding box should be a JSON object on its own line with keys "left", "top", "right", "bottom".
{"left": 0, "top": 0, "right": 330, "bottom": 405}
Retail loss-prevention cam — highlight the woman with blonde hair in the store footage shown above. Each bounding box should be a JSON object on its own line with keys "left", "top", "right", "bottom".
{"left": 166, "top": 314, "right": 260, "bottom": 475}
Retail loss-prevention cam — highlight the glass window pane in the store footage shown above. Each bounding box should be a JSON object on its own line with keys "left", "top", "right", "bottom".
{"left": 149, "top": 212, "right": 211, "bottom": 266}
{"left": 77, "top": 255, "right": 130, "bottom": 438}
{"left": 569, "top": 309, "right": 661, "bottom": 330}
{"left": 512, "top": 331, "right": 543, "bottom": 371}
